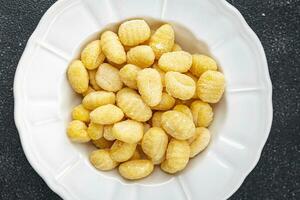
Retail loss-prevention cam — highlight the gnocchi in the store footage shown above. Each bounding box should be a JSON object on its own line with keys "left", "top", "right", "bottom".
{"left": 188, "top": 127, "right": 211, "bottom": 158}
{"left": 112, "top": 120, "right": 144, "bottom": 144}
{"left": 82, "top": 91, "right": 115, "bottom": 110}
{"left": 151, "top": 92, "right": 175, "bottom": 111}
{"left": 158, "top": 51, "right": 192, "bottom": 72}
{"left": 90, "top": 149, "right": 119, "bottom": 170}
{"left": 103, "top": 125, "right": 115, "bottom": 141}
{"left": 67, "top": 120, "right": 90, "bottom": 143}
{"left": 87, "top": 122, "right": 103, "bottom": 140}
{"left": 72, "top": 104, "right": 90, "bottom": 122}
{"left": 119, "top": 64, "right": 141, "bottom": 89}
{"left": 67, "top": 60, "right": 89, "bottom": 93}
{"left": 110, "top": 140, "right": 137, "bottom": 162}
{"left": 127, "top": 45, "right": 155, "bottom": 68}
{"left": 92, "top": 137, "right": 113, "bottom": 149}
{"left": 81, "top": 40, "right": 105, "bottom": 70}
{"left": 190, "top": 54, "right": 217, "bottom": 77}
{"left": 191, "top": 100, "right": 214, "bottom": 127}
{"left": 95, "top": 63, "right": 123, "bottom": 92}
{"left": 119, "top": 160, "right": 154, "bottom": 180}
{"left": 90, "top": 104, "right": 124, "bottom": 125}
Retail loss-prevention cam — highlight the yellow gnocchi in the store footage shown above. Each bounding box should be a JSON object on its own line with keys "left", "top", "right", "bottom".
{"left": 87, "top": 122, "right": 103, "bottom": 140}
{"left": 188, "top": 127, "right": 211, "bottom": 158}
{"left": 127, "top": 45, "right": 155, "bottom": 68}
{"left": 88, "top": 70, "right": 101, "bottom": 91}
{"left": 137, "top": 68, "right": 163, "bottom": 107}
{"left": 161, "top": 139, "right": 190, "bottom": 174}
{"left": 82, "top": 86, "right": 95, "bottom": 97}
{"left": 112, "top": 120, "right": 144, "bottom": 144}
{"left": 67, "top": 60, "right": 89, "bottom": 93}
{"left": 197, "top": 70, "right": 225, "bottom": 103}
{"left": 161, "top": 110, "right": 195, "bottom": 140}
{"left": 81, "top": 40, "right": 105, "bottom": 70}
{"left": 103, "top": 125, "right": 115, "bottom": 141}
{"left": 90, "top": 104, "right": 124, "bottom": 125}
{"left": 110, "top": 140, "right": 137, "bottom": 162}
{"left": 95, "top": 63, "right": 123, "bottom": 92}
{"left": 185, "top": 72, "right": 199, "bottom": 99}
{"left": 141, "top": 127, "right": 168, "bottom": 164}
{"left": 153, "top": 63, "right": 166, "bottom": 87}
{"left": 116, "top": 88, "right": 152, "bottom": 122}
{"left": 190, "top": 54, "right": 217, "bottom": 77}
{"left": 151, "top": 111, "right": 163, "bottom": 128}
{"left": 149, "top": 24, "right": 175, "bottom": 59}
{"left": 119, "top": 160, "right": 154, "bottom": 180}
{"left": 173, "top": 104, "right": 193, "bottom": 120}
{"left": 82, "top": 91, "right": 115, "bottom": 110}
{"left": 165, "top": 72, "right": 196, "bottom": 100}
{"left": 151, "top": 92, "right": 175, "bottom": 111}
{"left": 92, "top": 137, "right": 113, "bottom": 149}
{"left": 72, "top": 104, "right": 90, "bottom": 122}
{"left": 100, "top": 31, "right": 126, "bottom": 64}
{"left": 158, "top": 51, "right": 192, "bottom": 72}
{"left": 172, "top": 43, "right": 182, "bottom": 52}
{"left": 118, "top": 19, "right": 151, "bottom": 46}
{"left": 67, "top": 120, "right": 90, "bottom": 143}
{"left": 191, "top": 100, "right": 213, "bottom": 127}
{"left": 90, "top": 149, "right": 119, "bottom": 170}
{"left": 119, "top": 64, "right": 141, "bottom": 89}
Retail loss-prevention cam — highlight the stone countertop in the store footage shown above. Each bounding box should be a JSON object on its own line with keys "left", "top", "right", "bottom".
{"left": 0, "top": 0, "right": 299, "bottom": 199}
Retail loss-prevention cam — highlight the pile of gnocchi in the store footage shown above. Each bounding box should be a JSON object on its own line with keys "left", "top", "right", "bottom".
{"left": 67, "top": 19, "right": 225, "bottom": 180}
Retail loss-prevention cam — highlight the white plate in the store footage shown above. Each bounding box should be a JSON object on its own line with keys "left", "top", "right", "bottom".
{"left": 14, "top": 0, "right": 273, "bottom": 199}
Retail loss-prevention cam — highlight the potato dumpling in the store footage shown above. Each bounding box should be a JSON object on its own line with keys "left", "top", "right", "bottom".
{"left": 82, "top": 91, "right": 115, "bottom": 110}
{"left": 112, "top": 120, "right": 144, "bottom": 144}
{"left": 82, "top": 86, "right": 95, "bottom": 97}
{"left": 190, "top": 100, "right": 213, "bottom": 127}
{"left": 67, "top": 120, "right": 90, "bottom": 143}
{"left": 119, "top": 160, "right": 154, "bottom": 180}
{"left": 90, "top": 149, "right": 118, "bottom": 170}
{"left": 151, "top": 111, "right": 163, "bottom": 128}
{"left": 158, "top": 51, "right": 192, "bottom": 73}
{"left": 95, "top": 63, "right": 123, "bottom": 92}
{"left": 161, "top": 139, "right": 190, "bottom": 174}
{"left": 118, "top": 19, "right": 151, "bottom": 46}
{"left": 90, "top": 104, "right": 124, "bottom": 125}
{"left": 92, "top": 137, "right": 113, "bottom": 149}
{"left": 103, "top": 125, "right": 115, "bottom": 141}
{"left": 72, "top": 104, "right": 90, "bottom": 122}
{"left": 173, "top": 104, "right": 193, "bottom": 120}
{"left": 81, "top": 40, "right": 105, "bottom": 70}
{"left": 127, "top": 45, "right": 155, "bottom": 68}
{"left": 88, "top": 70, "right": 101, "bottom": 91}
{"left": 137, "top": 68, "right": 163, "bottom": 107}
{"left": 100, "top": 31, "right": 126, "bottom": 64}
{"left": 161, "top": 110, "right": 195, "bottom": 140}
{"left": 190, "top": 54, "right": 217, "bottom": 77}
{"left": 67, "top": 60, "right": 89, "bottom": 93}
{"left": 153, "top": 63, "right": 166, "bottom": 87}
{"left": 151, "top": 92, "right": 175, "bottom": 111}
{"left": 188, "top": 127, "right": 211, "bottom": 158}
{"left": 141, "top": 127, "right": 168, "bottom": 164}
{"left": 185, "top": 72, "right": 199, "bottom": 99}
{"left": 165, "top": 72, "right": 196, "bottom": 100}
{"left": 116, "top": 88, "right": 152, "bottom": 122}
{"left": 87, "top": 122, "right": 103, "bottom": 140}
{"left": 110, "top": 140, "right": 137, "bottom": 162}
{"left": 149, "top": 24, "right": 175, "bottom": 59}
{"left": 197, "top": 70, "right": 225, "bottom": 103}
{"left": 119, "top": 64, "right": 141, "bottom": 89}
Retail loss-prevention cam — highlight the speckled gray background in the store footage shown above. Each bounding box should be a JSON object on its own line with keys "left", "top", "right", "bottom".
{"left": 0, "top": 0, "right": 299, "bottom": 199}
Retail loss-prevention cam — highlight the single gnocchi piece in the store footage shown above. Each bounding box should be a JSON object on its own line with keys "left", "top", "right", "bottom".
{"left": 172, "top": 43, "right": 182, "bottom": 52}
{"left": 158, "top": 51, "right": 192, "bottom": 72}
{"left": 82, "top": 86, "right": 95, "bottom": 97}
{"left": 188, "top": 127, "right": 211, "bottom": 158}
{"left": 82, "top": 91, "right": 115, "bottom": 110}
{"left": 88, "top": 70, "right": 101, "bottom": 91}
{"left": 127, "top": 45, "right": 155, "bottom": 68}
{"left": 90, "top": 149, "right": 118, "bottom": 170}
{"left": 151, "top": 92, "right": 175, "bottom": 111}
{"left": 190, "top": 54, "right": 217, "bottom": 77}
{"left": 81, "top": 40, "right": 105, "bottom": 70}
{"left": 161, "top": 110, "right": 195, "bottom": 140}
{"left": 67, "top": 60, "right": 89, "bottom": 93}
{"left": 119, "top": 64, "right": 141, "bottom": 89}
{"left": 103, "top": 125, "right": 115, "bottom": 141}
{"left": 141, "top": 127, "right": 168, "bottom": 164}
{"left": 90, "top": 104, "right": 124, "bottom": 125}
{"left": 92, "top": 137, "right": 113, "bottom": 149}
{"left": 95, "top": 63, "right": 123, "bottom": 92}
{"left": 118, "top": 19, "right": 151, "bottom": 46}
{"left": 112, "top": 120, "right": 144, "bottom": 144}
{"left": 153, "top": 63, "right": 166, "bottom": 87}
{"left": 151, "top": 111, "right": 163, "bottom": 128}
{"left": 165, "top": 72, "right": 196, "bottom": 100}
{"left": 119, "top": 160, "right": 154, "bottom": 180}
{"left": 100, "top": 31, "right": 126, "bottom": 64}
{"left": 116, "top": 88, "right": 152, "bottom": 122}
{"left": 110, "top": 140, "right": 137, "bottom": 162}
{"left": 67, "top": 120, "right": 90, "bottom": 143}
{"left": 72, "top": 104, "right": 90, "bottom": 122}
{"left": 173, "top": 104, "right": 193, "bottom": 120}
{"left": 161, "top": 139, "right": 190, "bottom": 174}
{"left": 197, "top": 70, "right": 225, "bottom": 103}
{"left": 149, "top": 24, "right": 175, "bottom": 59}
{"left": 185, "top": 72, "right": 199, "bottom": 98}
{"left": 87, "top": 122, "right": 103, "bottom": 140}
{"left": 190, "top": 100, "right": 214, "bottom": 127}
{"left": 137, "top": 68, "right": 163, "bottom": 107}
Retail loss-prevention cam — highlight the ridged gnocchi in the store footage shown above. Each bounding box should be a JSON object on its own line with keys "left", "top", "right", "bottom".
{"left": 103, "top": 125, "right": 115, "bottom": 141}
{"left": 158, "top": 51, "right": 192, "bottom": 72}
{"left": 67, "top": 60, "right": 89, "bottom": 93}
{"left": 119, "top": 160, "right": 154, "bottom": 180}
{"left": 197, "top": 70, "right": 225, "bottom": 103}
{"left": 72, "top": 104, "right": 90, "bottom": 122}
{"left": 92, "top": 137, "right": 113, "bottom": 149}
{"left": 82, "top": 91, "right": 115, "bottom": 110}
{"left": 90, "top": 149, "right": 119, "bottom": 170}
{"left": 95, "top": 63, "right": 123, "bottom": 92}
{"left": 112, "top": 120, "right": 144, "bottom": 144}
{"left": 188, "top": 127, "right": 211, "bottom": 158}
{"left": 119, "top": 64, "right": 141, "bottom": 89}
{"left": 88, "top": 70, "right": 101, "bottom": 90}
{"left": 165, "top": 72, "right": 196, "bottom": 100}
{"left": 87, "top": 122, "right": 103, "bottom": 140}
{"left": 151, "top": 92, "right": 175, "bottom": 111}
{"left": 137, "top": 68, "right": 163, "bottom": 107}
{"left": 90, "top": 104, "right": 124, "bottom": 125}
{"left": 190, "top": 54, "right": 217, "bottom": 77}
{"left": 173, "top": 104, "right": 193, "bottom": 120}
{"left": 81, "top": 40, "right": 105, "bottom": 70}
{"left": 191, "top": 100, "right": 214, "bottom": 127}
{"left": 127, "top": 45, "right": 155, "bottom": 68}
{"left": 110, "top": 140, "right": 137, "bottom": 162}
{"left": 151, "top": 112, "right": 163, "bottom": 128}
{"left": 67, "top": 120, "right": 90, "bottom": 143}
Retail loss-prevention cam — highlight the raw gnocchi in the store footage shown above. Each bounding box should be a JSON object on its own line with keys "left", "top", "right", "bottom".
{"left": 90, "top": 104, "right": 124, "bottom": 125}
{"left": 67, "top": 60, "right": 89, "bottom": 93}
{"left": 95, "top": 63, "right": 123, "bottom": 92}
{"left": 127, "top": 45, "right": 155, "bottom": 68}
{"left": 81, "top": 40, "right": 105, "bottom": 70}
{"left": 158, "top": 51, "right": 192, "bottom": 72}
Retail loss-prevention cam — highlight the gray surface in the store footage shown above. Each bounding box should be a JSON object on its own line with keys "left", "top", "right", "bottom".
{"left": 0, "top": 0, "right": 299, "bottom": 199}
